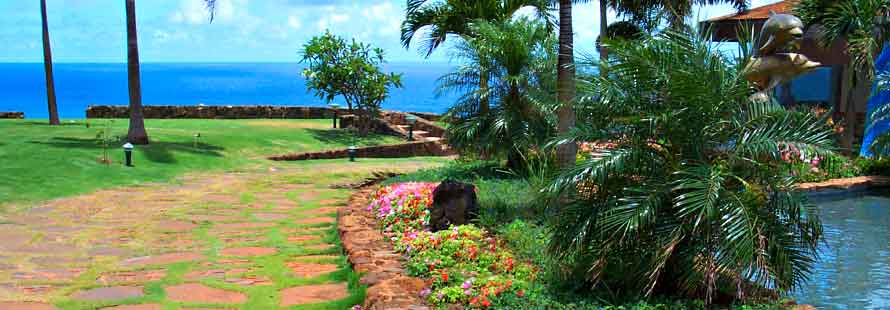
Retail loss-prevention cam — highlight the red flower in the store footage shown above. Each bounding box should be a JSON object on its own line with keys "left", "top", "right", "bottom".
{"left": 517, "top": 290, "right": 525, "bottom": 297}
{"left": 441, "top": 272, "right": 448, "bottom": 282}
{"left": 481, "top": 299, "right": 491, "bottom": 307}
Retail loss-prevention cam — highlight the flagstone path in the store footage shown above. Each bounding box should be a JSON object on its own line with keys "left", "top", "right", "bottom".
{"left": 0, "top": 160, "right": 441, "bottom": 310}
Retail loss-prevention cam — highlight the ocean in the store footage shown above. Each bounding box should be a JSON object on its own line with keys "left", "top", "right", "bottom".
{"left": 0, "top": 62, "right": 457, "bottom": 119}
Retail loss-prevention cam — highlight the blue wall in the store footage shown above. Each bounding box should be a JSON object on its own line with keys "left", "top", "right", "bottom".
{"left": 860, "top": 44, "right": 890, "bottom": 157}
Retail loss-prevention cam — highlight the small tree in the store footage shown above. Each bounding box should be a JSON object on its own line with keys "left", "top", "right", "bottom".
{"left": 300, "top": 32, "right": 402, "bottom": 136}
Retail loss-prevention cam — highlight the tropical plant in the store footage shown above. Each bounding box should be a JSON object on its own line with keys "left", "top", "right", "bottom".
{"left": 607, "top": 0, "right": 747, "bottom": 29}
{"left": 40, "top": 0, "right": 59, "bottom": 125}
{"left": 797, "top": 0, "right": 890, "bottom": 152}
{"left": 438, "top": 19, "right": 557, "bottom": 168}
{"left": 401, "top": 0, "right": 552, "bottom": 56}
{"left": 402, "top": 0, "right": 552, "bottom": 124}
{"left": 300, "top": 32, "right": 403, "bottom": 136}
{"left": 546, "top": 30, "right": 835, "bottom": 304}
{"left": 124, "top": 0, "right": 218, "bottom": 145}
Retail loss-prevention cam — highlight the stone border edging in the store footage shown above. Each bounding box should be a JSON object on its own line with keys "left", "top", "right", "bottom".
{"left": 268, "top": 141, "right": 453, "bottom": 161}
{"left": 338, "top": 187, "right": 429, "bottom": 310}
{"left": 797, "top": 176, "right": 890, "bottom": 192}
{"left": 0, "top": 112, "right": 24, "bottom": 119}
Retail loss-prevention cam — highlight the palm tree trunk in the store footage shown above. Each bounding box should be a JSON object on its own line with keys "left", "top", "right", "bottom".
{"left": 556, "top": 0, "right": 578, "bottom": 168}
{"left": 40, "top": 0, "right": 59, "bottom": 125}
{"left": 598, "top": 0, "right": 609, "bottom": 63}
{"left": 126, "top": 0, "right": 149, "bottom": 144}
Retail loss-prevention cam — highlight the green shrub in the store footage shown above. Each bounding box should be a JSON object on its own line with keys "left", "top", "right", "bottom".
{"left": 856, "top": 157, "right": 890, "bottom": 176}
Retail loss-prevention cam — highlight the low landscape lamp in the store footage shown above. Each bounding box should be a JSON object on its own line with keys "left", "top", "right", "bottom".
{"left": 406, "top": 115, "right": 418, "bottom": 141}
{"left": 329, "top": 103, "right": 341, "bottom": 128}
{"left": 348, "top": 146, "right": 357, "bottom": 162}
{"left": 123, "top": 143, "right": 134, "bottom": 167}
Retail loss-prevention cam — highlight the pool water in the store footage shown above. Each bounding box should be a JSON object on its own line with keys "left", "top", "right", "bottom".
{"left": 794, "top": 192, "right": 890, "bottom": 309}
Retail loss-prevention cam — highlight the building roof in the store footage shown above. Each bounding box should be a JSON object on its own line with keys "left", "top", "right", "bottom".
{"left": 707, "top": 1, "right": 795, "bottom": 22}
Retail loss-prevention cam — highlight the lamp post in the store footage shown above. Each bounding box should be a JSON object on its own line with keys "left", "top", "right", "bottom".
{"left": 405, "top": 115, "right": 418, "bottom": 141}
{"left": 347, "top": 146, "right": 357, "bottom": 162}
{"left": 123, "top": 143, "right": 134, "bottom": 167}
{"left": 329, "top": 103, "right": 341, "bottom": 128}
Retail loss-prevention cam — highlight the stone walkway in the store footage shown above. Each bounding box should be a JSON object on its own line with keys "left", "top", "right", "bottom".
{"left": 0, "top": 160, "right": 439, "bottom": 310}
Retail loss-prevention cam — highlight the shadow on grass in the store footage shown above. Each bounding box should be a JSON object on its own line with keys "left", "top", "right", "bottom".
{"left": 305, "top": 128, "right": 398, "bottom": 147}
{"left": 29, "top": 137, "right": 225, "bottom": 164}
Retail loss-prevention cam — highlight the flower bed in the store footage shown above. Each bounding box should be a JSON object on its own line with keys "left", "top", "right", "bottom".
{"left": 368, "top": 182, "right": 536, "bottom": 308}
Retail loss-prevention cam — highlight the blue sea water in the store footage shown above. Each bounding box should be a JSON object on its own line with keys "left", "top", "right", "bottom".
{"left": 0, "top": 62, "right": 457, "bottom": 119}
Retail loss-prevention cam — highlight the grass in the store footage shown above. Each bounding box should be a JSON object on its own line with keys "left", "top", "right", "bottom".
{"left": 0, "top": 119, "right": 404, "bottom": 206}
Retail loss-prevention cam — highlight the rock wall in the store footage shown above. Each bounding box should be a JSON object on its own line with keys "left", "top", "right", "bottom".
{"left": 86, "top": 105, "right": 335, "bottom": 119}
{"left": 267, "top": 141, "right": 453, "bottom": 161}
{"left": 383, "top": 112, "right": 446, "bottom": 138}
{"left": 339, "top": 187, "right": 429, "bottom": 310}
{"left": 86, "top": 105, "right": 443, "bottom": 121}
{"left": 0, "top": 112, "right": 24, "bottom": 119}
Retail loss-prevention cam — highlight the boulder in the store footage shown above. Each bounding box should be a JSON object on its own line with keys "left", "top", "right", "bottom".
{"left": 429, "top": 180, "right": 479, "bottom": 232}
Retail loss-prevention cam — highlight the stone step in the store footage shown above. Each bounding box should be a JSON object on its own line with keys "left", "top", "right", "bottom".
{"left": 424, "top": 137, "right": 443, "bottom": 142}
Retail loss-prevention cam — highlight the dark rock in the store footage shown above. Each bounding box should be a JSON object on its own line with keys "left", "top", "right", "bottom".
{"left": 0, "top": 112, "right": 24, "bottom": 119}
{"left": 429, "top": 180, "right": 479, "bottom": 232}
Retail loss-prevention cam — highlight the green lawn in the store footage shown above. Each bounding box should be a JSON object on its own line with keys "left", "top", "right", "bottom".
{"left": 0, "top": 119, "right": 403, "bottom": 206}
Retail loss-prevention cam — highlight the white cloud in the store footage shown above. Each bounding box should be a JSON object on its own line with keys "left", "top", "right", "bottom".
{"left": 288, "top": 15, "right": 302, "bottom": 30}
{"left": 316, "top": 11, "right": 351, "bottom": 31}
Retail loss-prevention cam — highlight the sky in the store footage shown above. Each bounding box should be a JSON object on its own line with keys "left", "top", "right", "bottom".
{"left": 0, "top": 0, "right": 776, "bottom": 63}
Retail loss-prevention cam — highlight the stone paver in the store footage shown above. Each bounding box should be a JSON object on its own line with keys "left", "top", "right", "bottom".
{"left": 220, "top": 247, "right": 277, "bottom": 257}
{"left": 287, "top": 262, "right": 339, "bottom": 278}
{"left": 121, "top": 253, "right": 205, "bottom": 266}
{"left": 99, "top": 270, "right": 167, "bottom": 284}
{"left": 72, "top": 286, "right": 144, "bottom": 301}
{"left": 287, "top": 235, "right": 321, "bottom": 243}
{"left": 0, "top": 301, "right": 55, "bottom": 310}
{"left": 295, "top": 217, "right": 336, "bottom": 225}
{"left": 280, "top": 283, "right": 349, "bottom": 306}
{"left": 0, "top": 161, "right": 442, "bottom": 308}
{"left": 164, "top": 283, "right": 247, "bottom": 304}
{"left": 102, "top": 304, "right": 162, "bottom": 310}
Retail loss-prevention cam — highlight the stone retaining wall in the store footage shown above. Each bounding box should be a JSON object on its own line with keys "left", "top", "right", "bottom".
{"left": 797, "top": 176, "right": 890, "bottom": 192}
{"left": 0, "top": 112, "right": 24, "bottom": 119}
{"left": 86, "top": 105, "right": 443, "bottom": 121}
{"left": 339, "top": 187, "right": 428, "bottom": 309}
{"left": 383, "top": 112, "right": 446, "bottom": 138}
{"left": 86, "top": 105, "right": 334, "bottom": 119}
{"left": 268, "top": 141, "right": 453, "bottom": 161}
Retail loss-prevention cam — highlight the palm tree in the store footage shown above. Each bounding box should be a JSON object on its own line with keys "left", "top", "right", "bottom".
{"left": 438, "top": 19, "right": 557, "bottom": 168}
{"left": 124, "top": 0, "right": 218, "bottom": 145}
{"left": 125, "top": 0, "right": 148, "bottom": 144}
{"left": 797, "top": 0, "right": 890, "bottom": 153}
{"left": 402, "top": 0, "right": 551, "bottom": 117}
{"left": 547, "top": 30, "right": 835, "bottom": 303}
{"left": 607, "top": 0, "right": 746, "bottom": 29}
{"left": 40, "top": 0, "right": 59, "bottom": 125}
{"left": 555, "top": 0, "right": 580, "bottom": 168}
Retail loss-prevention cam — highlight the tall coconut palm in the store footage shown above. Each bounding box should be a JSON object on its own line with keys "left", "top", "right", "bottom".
{"left": 40, "top": 0, "right": 59, "bottom": 125}
{"left": 124, "top": 0, "right": 218, "bottom": 145}
{"left": 548, "top": 30, "right": 835, "bottom": 303}
{"left": 797, "top": 0, "right": 890, "bottom": 153}
{"left": 555, "top": 0, "right": 581, "bottom": 167}
{"left": 125, "top": 0, "right": 148, "bottom": 144}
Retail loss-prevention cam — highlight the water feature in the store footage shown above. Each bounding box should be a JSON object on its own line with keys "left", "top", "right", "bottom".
{"left": 795, "top": 191, "right": 890, "bottom": 309}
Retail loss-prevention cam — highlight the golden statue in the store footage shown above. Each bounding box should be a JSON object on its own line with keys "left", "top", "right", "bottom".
{"left": 743, "top": 11, "right": 821, "bottom": 102}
